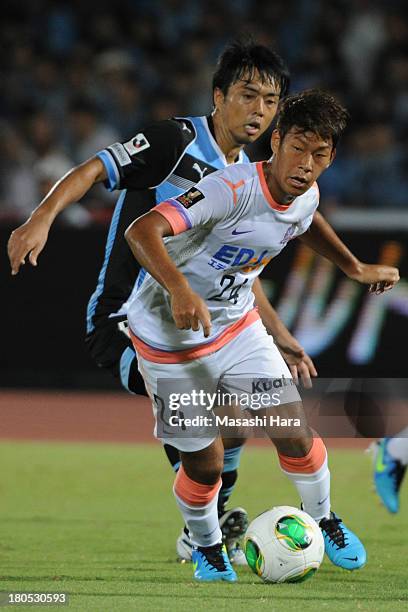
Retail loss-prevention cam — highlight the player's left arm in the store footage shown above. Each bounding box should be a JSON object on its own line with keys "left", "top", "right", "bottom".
{"left": 299, "top": 211, "right": 400, "bottom": 294}
{"left": 253, "top": 278, "right": 317, "bottom": 387}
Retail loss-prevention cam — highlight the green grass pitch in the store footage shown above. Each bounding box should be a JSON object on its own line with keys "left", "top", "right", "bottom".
{"left": 0, "top": 442, "right": 407, "bottom": 611}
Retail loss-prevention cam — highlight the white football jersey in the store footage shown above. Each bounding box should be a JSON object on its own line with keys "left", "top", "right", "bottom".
{"left": 124, "top": 161, "right": 319, "bottom": 359}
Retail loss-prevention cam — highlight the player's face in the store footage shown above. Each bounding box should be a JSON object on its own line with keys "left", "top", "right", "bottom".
{"left": 214, "top": 73, "right": 281, "bottom": 144}
{"left": 271, "top": 127, "right": 335, "bottom": 197}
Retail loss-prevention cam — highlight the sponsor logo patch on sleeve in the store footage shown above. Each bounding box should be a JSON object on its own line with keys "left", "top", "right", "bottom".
{"left": 123, "top": 133, "right": 151, "bottom": 156}
{"left": 108, "top": 143, "right": 132, "bottom": 166}
{"left": 176, "top": 188, "right": 205, "bottom": 208}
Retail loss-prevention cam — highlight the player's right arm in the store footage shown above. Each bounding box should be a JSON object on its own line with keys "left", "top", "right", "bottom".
{"left": 8, "top": 158, "right": 107, "bottom": 275}
{"left": 125, "top": 171, "right": 235, "bottom": 337}
{"left": 125, "top": 211, "right": 212, "bottom": 337}
{"left": 8, "top": 119, "right": 194, "bottom": 276}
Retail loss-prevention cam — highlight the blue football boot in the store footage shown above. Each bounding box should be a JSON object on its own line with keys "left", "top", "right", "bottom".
{"left": 192, "top": 542, "right": 238, "bottom": 582}
{"left": 373, "top": 438, "right": 406, "bottom": 514}
{"left": 319, "top": 512, "right": 367, "bottom": 570}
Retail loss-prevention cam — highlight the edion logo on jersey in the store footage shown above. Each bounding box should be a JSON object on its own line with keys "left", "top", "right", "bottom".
{"left": 123, "top": 133, "right": 150, "bottom": 156}
{"left": 209, "top": 244, "right": 272, "bottom": 272}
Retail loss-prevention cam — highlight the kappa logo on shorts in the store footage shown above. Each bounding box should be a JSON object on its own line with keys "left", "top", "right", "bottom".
{"left": 252, "top": 376, "right": 295, "bottom": 393}
{"left": 176, "top": 188, "right": 205, "bottom": 208}
{"left": 123, "top": 133, "right": 150, "bottom": 156}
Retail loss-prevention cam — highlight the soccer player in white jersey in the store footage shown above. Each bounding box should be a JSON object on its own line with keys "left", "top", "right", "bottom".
{"left": 125, "top": 89, "right": 399, "bottom": 582}
{"left": 8, "top": 40, "right": 319, "bottom": 563}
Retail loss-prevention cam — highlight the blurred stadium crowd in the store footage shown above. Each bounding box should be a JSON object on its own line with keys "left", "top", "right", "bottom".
{"left": 1, "top": 0, "right": 407, "bottom": 227}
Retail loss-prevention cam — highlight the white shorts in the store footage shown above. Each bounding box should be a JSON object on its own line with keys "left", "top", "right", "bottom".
{"left": 137, "top": 319, "right": 301, "bottom": 452}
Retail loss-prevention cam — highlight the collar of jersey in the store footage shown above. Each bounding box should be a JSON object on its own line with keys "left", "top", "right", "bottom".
{"left": 202, "top": 116, "right": 245, "bottom": 166}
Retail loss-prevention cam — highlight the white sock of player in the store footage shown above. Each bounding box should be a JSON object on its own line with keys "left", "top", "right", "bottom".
{"left": 173, "top": 466, "right": 222, "bottom": 547}
{"left": 278, "top": 437, "right": 331, "bottom": 522}
{"left": 387, "top": 428, "right": 408, "bottom": 465}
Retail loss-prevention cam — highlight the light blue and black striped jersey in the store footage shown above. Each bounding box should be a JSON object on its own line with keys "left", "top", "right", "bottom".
{"left": 86, "top": 115, "right": 250, "bottom": 333}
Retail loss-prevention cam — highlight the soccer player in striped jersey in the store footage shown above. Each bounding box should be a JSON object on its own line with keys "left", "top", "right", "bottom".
{"left": 8, "top": 40, "right": 317, "bottom": 563}
{"left": 124, "top": 89, "right": 399, "bottom": 581}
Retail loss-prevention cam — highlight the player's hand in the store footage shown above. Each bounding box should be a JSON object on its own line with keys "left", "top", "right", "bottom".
{"left": 274, "top": 333, "right": 317, "bottom": 388}
{"left": 8, "top": 215, "right": 51, "bottom": 275}
{"left": 348, "top": 263, "right": 400, "bottom": 294}
{"left": 170, "top": 287, "right": 212, "bottom": 337}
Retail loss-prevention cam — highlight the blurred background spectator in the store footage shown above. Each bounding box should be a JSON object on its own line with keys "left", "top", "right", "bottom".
{"left": 1, "top": 0, "right": 407, "bottom": 225}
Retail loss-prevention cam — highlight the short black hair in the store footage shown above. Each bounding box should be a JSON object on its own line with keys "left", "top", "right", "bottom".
{"left": 276, "top": 89, "right": 349, "bottom": 148}
{"left": 212, "top": 37, "right": 290, "bottom": 98}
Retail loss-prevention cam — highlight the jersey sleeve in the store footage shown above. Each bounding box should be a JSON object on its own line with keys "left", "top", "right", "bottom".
{"left": 95, "top": 119, "right": 195, "bottom": 191}
{"left": 152, "top": 172, "right": 235, "bottom": 235}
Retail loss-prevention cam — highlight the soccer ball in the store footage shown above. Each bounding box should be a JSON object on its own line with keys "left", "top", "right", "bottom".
{"left": 244, "top": 505, "right": 324, "bottom": 583}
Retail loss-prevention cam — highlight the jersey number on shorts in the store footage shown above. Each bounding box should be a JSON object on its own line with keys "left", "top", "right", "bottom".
{"left": 209, "top": 274, "right": 249, "bottom": 305}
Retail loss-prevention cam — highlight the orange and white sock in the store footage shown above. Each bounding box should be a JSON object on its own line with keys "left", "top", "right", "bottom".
{"left": 173, "top": 465, "right": 222, "bottom": 547}
{"left": 278, "top": 437, "right": 330, "bottom": 521}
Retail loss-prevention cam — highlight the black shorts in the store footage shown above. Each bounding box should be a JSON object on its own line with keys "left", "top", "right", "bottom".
{"left": 85, "top": 317, "right": 147, "bottom": 395}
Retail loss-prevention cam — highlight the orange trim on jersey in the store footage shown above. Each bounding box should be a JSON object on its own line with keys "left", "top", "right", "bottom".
{"left": 130, "top": 308, "right": 260, "bottom": 364}
{"left": 221, "top": 177, "right": 245, "bottom": 205}
{"left": 256, "top": 161, "right": 292, "bottom": 212}
{"left": 278, "top": 437, "right": 327, "bottom": 474}
{"left": 154, "top": 201, "right": 190, "bottom": 235}
{"left": 174, "top": 466, "right": 222, "bottom": 506}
